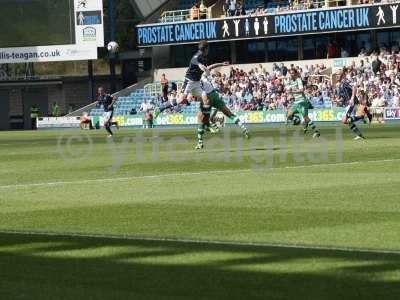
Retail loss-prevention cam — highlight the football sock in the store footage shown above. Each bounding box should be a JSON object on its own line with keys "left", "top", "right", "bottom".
{"left": 197, "top": 124, "right": 205, "bottom": 143}
{"left": 350, "top": 123, "right": 363, "bottom": 137}
{"left": 308, "top": 121, "right": 320, "bottom": 134}
{"left": 230, "top": 116, "right": 246, "bottom": 131}
{"left": 105, "top": 123, "right": 113, "bottom": 135}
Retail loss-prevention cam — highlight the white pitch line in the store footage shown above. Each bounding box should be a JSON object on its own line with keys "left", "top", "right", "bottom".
{"left": 1, "top": 158, "right": 400, "bottom": 190}
{"left": 0, "top": 229, "right": 400, "bottom": 256}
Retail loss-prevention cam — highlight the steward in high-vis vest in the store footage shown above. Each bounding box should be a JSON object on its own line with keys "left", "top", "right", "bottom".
{"left": 30, "top": 105, "right": 39, "bottom": 130}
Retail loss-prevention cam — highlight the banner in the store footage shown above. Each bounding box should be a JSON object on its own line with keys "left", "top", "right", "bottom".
{"left": 0, "top": 0, "right": 103, "bottom": 63}
{"left": 384, "top": 107, "right": 400, "bottom": 120}
{"left": 91, "top": 108, "right": 347, "bottom": 128}
{"left": 136, "top": 3, "right": 400, "bottom": 47}
{"left": 332, "top": 58, "right": 348, "bottom": 73}
{"left": 75, "top": 0, "right": 105, "bottom": 47}
{"left": 37, "top": 117, "right": 82, "bottom": 129}
{"left": 0, "top": 44, "right": 97, "bottom": 64}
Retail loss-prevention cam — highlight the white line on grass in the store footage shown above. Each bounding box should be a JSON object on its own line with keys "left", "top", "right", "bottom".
{"left": 1, "top": 158, "right": 400, "bottom": 190}
{"left": 0, "top": 229, "right": 400, "bottom": 256}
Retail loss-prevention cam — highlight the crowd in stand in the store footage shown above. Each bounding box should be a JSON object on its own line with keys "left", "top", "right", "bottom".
{"left": 222, "top": 0, "right": 326, "bottom": 17}
{"left": 152, "top": 49, "right": 400, "bottom": 114}
{"left": 189, "top": 0, "right": 208, "bottom": 20}
{"left": 349, "top": 49, "right": 400, "bottom": 108}
{"left": 170, "top": 0, "right": 396, "bottom": 23}
{"left": 211, "top": 53, "right": 400, "bottom": 111}
{"left": 209, "top": 63, "right": 331, "bottom": 111}
{"left": 216, "top": 52, "right": 400, "bottom": 111}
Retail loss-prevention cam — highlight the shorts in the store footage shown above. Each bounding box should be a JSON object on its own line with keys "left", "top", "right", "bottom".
{"left": 346, "top": 115, "right": 364, "bottom": 124}
{"left": 207, "top": 90, "right": 226, "bottom": 110}
{"left": 182, "top": 78, "right": 203, "bottom": 98}
{"left": 103, "top": 111, "right": 113, "bottom": 125}
{"left": 290, "top": 99, "right": 309, "bottom": 117}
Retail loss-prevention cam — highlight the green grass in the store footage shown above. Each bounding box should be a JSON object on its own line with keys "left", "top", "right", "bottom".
{"left": 0, "top": 124, "right": 400, "bottom": 299}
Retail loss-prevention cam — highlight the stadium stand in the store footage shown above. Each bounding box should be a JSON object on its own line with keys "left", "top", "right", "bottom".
{"left": 90, "top": 81, "right": 187, "bottom": 116}
{"left": 90, "top": 49, "right": 399, "bottom": 118}
{"left": 160, "top": 0, "right": 215, "bottom": 22}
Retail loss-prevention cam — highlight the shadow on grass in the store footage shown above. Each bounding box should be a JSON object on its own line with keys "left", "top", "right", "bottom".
{"left": 0, "top": 232, "right": 399, "bottom": 300}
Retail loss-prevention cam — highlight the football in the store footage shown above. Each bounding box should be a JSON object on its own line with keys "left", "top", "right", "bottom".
{"left": 107, "top": 41, "right": 119, "bottom": 53}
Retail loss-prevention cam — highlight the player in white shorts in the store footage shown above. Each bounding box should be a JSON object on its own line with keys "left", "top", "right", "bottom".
{"left": 154, "top": 40, "right": 229, "bottom": 117}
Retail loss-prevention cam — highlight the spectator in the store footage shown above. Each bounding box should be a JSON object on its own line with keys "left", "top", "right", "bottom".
{"left": 80, "top": 112, "right": 92, "bottom": 130}
{"left": 52, "top": 102, "right": 60, "bottom": 117}
{"left": 327, "top": 42, "right": 336, "bottom": 59}
{"left": 199, "top": 0, "right": 207, "bottom": 19}
{"left": 190, "top": 3, "right": 200, "bottom": 20}
{"left": 160, "top": 73, "right": 169, "bottom": 100}
{"left": 140, "top": 100, "right": 155, "bottom": 128}
{"left": 223, "top": 0, "right": 230, "bottom": 16}
{"left": 341, "top": 46, "right": 349, "bottom": 58}
{"left": 229, "top": 0, "right": 236, "bottom": 16}
{"left": 371, "top": 53, "right": 382, "bottom": 74}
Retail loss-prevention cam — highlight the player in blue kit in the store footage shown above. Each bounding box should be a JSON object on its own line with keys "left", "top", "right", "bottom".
{"left": 95, "top": 87, "right": 119, "bottom": 137}
{"left": 154, "top": 41, "right": 229, "bottom": 117}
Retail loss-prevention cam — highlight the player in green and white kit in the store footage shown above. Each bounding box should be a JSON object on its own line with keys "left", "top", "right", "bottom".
{"left": 286, "top": 69, "right": 320, "bottom": 138}
{"left": 195, "top": 74, "right": 249, "bottom": 149}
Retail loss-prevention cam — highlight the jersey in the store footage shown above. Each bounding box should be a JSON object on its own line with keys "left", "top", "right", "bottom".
{"left": 338, "top": 79, "right": 353, "bottom": 103}
{"left": 185, "top": 51, "right": 208, "bottom": 81}
{"left": 200, "top": 76, "right": 225, "bottom": 110}
{"left": 287, "top": 78, "right": 306, "bottom": 101}
{"left": 98, "top": 94, "right": 114, "bottom": 112}
{"left": 140, "top": 102, "right": 154, "bottom": 113}
{"left": 201, "top": 75, "right": 216, "bottom": 95}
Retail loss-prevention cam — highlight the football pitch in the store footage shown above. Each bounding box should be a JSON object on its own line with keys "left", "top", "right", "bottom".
{"left": 0, "top": 124, "right": 399, "bottom": 299}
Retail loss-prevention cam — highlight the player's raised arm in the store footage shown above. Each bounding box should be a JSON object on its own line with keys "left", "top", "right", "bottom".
{"left": 207, "top": 61, "right": 230, "bottom": 71}
{"left": 197, "top": 62, "right": 211, "bottom": 76}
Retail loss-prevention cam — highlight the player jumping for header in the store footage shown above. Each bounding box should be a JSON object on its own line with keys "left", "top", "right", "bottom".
{"left": 286, "top": 68, "right": 320, "bottom": 138}
{"left": 153, "top": 41, "right": 229, "bottom": 117}
{"left": 195, "top": 74, "right": 249, "bottom": 149}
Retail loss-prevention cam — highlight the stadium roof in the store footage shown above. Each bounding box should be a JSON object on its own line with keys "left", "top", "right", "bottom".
{"left": 129, "top": 0, "right": 168, "bottom": 18}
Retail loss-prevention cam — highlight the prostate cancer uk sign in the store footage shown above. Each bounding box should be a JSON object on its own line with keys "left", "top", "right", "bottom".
{"left": 136, "top": 3, "right": 400, "bottom": 47}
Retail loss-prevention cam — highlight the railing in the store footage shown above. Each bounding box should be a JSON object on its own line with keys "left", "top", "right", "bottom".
{"left": 144, "top": 81, "right": 184, "bottom": 97}
{"left": 144, "top": 82, "right": 163, "bottom": 96}
{"left": 0, "top": 74, "right": 63, "bottom": 82}
{"left": 370, "top": 107, "right": 386, "bottom": 123}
